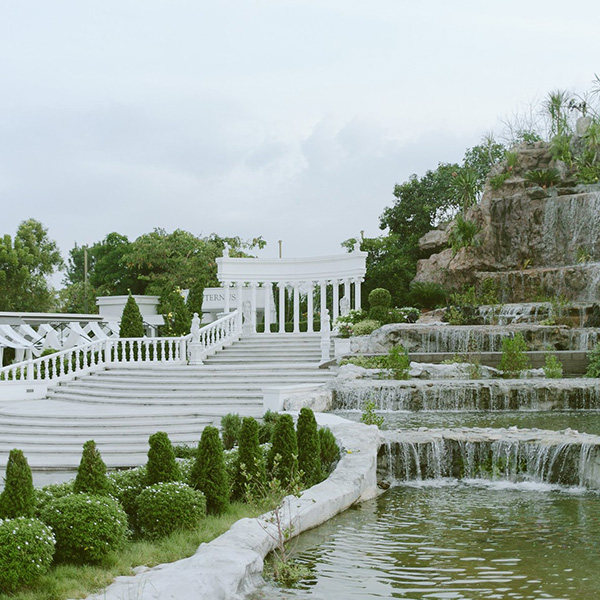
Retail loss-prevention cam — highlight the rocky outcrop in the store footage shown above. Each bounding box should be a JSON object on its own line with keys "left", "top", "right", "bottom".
{"left": 414, "top": 142, "right": 600, "bottom": 301}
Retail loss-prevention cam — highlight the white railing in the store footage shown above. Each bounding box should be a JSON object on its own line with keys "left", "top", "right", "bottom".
{"left": 0, "top": 336, "right": 189, "bottom": 384}
{"left": 188, "top": 310, "right": 242, "bottom": 364}
{"left": 0, "top": 310, "right": 244, "bottom": 386}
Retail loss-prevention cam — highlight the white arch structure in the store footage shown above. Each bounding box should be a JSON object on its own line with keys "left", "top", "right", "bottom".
{"left": 216, "top": 250, "right": 367, "bottom": 334}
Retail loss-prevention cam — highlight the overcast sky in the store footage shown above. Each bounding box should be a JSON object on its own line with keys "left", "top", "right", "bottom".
{"left": 1, "top": 0, "right": 599, "bottom": 284}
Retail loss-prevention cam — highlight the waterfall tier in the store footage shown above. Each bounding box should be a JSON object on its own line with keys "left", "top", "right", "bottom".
{"left": 379, "top": 427, "right": 600, "bottom": 489}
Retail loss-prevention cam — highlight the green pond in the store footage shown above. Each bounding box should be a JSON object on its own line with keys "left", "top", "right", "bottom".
{"left": 335, "top": 410, "right": 600, "bottom": 436}
{"left": 254, "top": 482, "right": 600, "bottom": 600}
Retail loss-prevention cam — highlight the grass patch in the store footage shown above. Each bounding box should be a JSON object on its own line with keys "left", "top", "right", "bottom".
{"left": 0, "top": 502, "right": 264, "bottom": 600}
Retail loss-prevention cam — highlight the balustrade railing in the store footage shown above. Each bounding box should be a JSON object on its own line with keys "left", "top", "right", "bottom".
{"left": 0, "top": 311, "right": 243, "bottom": 386}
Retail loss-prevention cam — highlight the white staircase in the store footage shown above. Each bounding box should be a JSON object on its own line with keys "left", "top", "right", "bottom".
{"left": 0, "top": 334, "right": 333, "bottom": 486}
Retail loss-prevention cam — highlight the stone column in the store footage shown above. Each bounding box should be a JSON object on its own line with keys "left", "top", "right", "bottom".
{"left": 354, "top": 277, "right": 363, "bottom": 311}
{"left": 263, "top": 282, "right": 271, "bottom": 334}
{"left": 332, "top": 278, "right": 340, "bottom": 323}
{"left": 343, "top": 278, "right": 351, "bottom": 309}
{"left": 319, "top": 280, "right": 327, "bottom": 332}
{"left": 278, "top": 282, "right": 286, "bottom": 333}
{"left": 293, "top": 282, "right": 300, "bottom": 334}
{"left": 224, "top": 281, "right": 230, "bottom": 313}
{"left": 250, "top": 282, "right": 257, "bottom": 334}
{"left": 236, "top": 281, "right": 243, "bottom": 331}
{"left": 306, "top": 281, "right": 314, "bottom": 333}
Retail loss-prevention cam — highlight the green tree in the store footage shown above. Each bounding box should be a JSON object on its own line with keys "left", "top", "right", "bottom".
{"left": 296, "top": 408, "right": 323, "bottom": 487}
{"left": 234, "top": 417, "right": 266, "bottom": 500}
{"left": 267, "top": 414, "right": 298, "bottom": 488}
{"left": 146, "top": 431, "right": 180, "bottom": 485}
{"left": 0, "top": 219, "right": 63, "bottom": 312}
{"left": 73, "top": 440, "right": 110, "bottom": 496}
{"left": 119, "top": 293, "right": 145, "bottom": 338}
{"left": 160, "top": 288, "right": 191, "bottom": 336}
{"left": 189, "top": 426, "right": 229, "bottom": 515}
{"left": 0, "top": 449, "right": 35, "bottom": 519}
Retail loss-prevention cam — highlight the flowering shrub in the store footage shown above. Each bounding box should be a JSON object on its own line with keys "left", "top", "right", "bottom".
{"left": 41, "top": 494, "right": 128, "bottom": 564}
{"left": 136, "top": 482, "right": 206, "bottom": 539}
{"left": 107, "top": 466, "right": 147, "bottom": 529}
{"left": 351, "top": 319, "right": 381, "bottom": 336}
{"left": 0, "top": 517, "right": 55, "bottom": 593}
{"left": 34, "top": 480, "right": 74, "bottom": 517}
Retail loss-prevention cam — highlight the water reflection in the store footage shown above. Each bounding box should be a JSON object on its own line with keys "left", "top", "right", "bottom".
{"left": 252, "top": 482, "right": 600, "bottom": 599}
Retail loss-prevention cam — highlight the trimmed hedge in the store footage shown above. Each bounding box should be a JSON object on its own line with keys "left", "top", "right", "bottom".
{"left": 73, "top": 440, "right": 110, "bottom": 496}
{"left": 297, "top": 408, "right": 323, "bottom": 487}
{"left": 267, "top": 414, "right": 298, "bottom": 487}
{"left": 42, "top": 494, "right": 128, "bottom": 564}
{"left": 137, "top": 482, "right": 206, "bottom": 539}
{"left": 146, "top": 431, "right": 180, "bottom": 485}
{"left": 107, "top": 466, "right": 148, "bottom": 530}
{"left": 0, "top": 517, "right": 55, "bottom": 593}
{"left": 0, "top": 449, "right": 35, "bottom": 519}
{"left": 234, "top": 417, "right": 266, "bottom": 500}
{"left": 190, "top": 426, "right": 229, "bottom": 515}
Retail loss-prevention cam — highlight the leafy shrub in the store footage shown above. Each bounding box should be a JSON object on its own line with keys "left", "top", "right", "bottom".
{"left": 146, "top": 431, "right": 180, "bottom": 485}
{"left": 173, "top": 443, "right": 196, "bottom": 459}
{"left": 360, "top": 400, "right": 384, "bottom": 427}
{"left": 408, "top": 281, "right": 449, "bottom": 309}
{"left": 34, "top": 481, "right": 74, "bottom": 518}
{"left": 336, "top": 309, "right": 368, "bottom": 325}
{"left": 137, "top": 482, "right": 206, "bottom": 539}
{"left": 0, "top": 517, "right": 55, "bottom": 593}
{"left": 351, "top": 319, "right": 381, "bottom": 336}
{"left": 189, "top": 426, "right": 229, "bottom": 515}
{"left": 160, "top": 288, "right": 191, "bottom": 337}
{"left": 586, "top": 342, "right": 600, "bottom": 377}
{"left": 390, "top": 306, "right": 420, "bottom": 323}
{"left": 267, "top": 414, "right": 298, "bottom": 487}
{"left": 524, "top": 168, "right": 560, "bottom": 188}
{"left": 318, "top": 427, "right": 340, "bottom": 475}
{"left": 489, "top": 172, "right": 511, "bottom": 190}
{"left": 368, "top": 306, "right": 389, "bottom": 323}
{"left": 42, "top": 494, "right": 128, "bottom": 564}
{"left": 543, "top": 352, "right": 563, "bottom": 378}
{"left": 387, "top": 345, "right": 410, "bottom": 380}
{"left": 449, "top": 214, "right": 480, "bottom": 254}
{"left": 235, "top": 417, "right": 266, "bottom": 500}
{"left": 0, "top": 449, "right": 35, "bottom": 519}
{"left": 73, "top": 440, "right": 110, "bottom": 496}
{"left": 259, "top": 410, "right": 279, "bottom": 445}
{"left": 107, "top": 466, "right": 147, "bottom": 529}
{"left": 499, "top": 333, "right": 530, "bottom": 378}
{"left": 297, "top": 408, "right": 323, "bottom": 488}
{"left": 119, "top": 293, "right": 144, "bottom": 338}
{"left": 368, "top": 288, "right": 392, "bottom": 308}
{"left": 221, "top": 413, "right": 242, "bottom": 450}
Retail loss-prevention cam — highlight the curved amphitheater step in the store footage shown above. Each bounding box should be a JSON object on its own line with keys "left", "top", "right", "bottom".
{"left": 0, "top": 334, "right": 333, "bottom": 486}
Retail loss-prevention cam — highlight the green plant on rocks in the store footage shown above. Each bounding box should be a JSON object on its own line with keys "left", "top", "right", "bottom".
{"left": 296, "top": 408, "right": 323, "bottom": 488}
{"left": 235, "top": 416, "right": 266, "bottom": 500}
{"left": 73, "top": 440, "right": 111, "bottom": 496}
{"left": 586, "top": 342, "right": 600, "bottom": 378}
{"left": 146, "top": 431, "right": 180, "bottom": 485}
{"left": 267, "top": 414, "right": 299, "bottom": 488}
{"left": 0, "top": 449, "right": 35, "bottom": 519}
{"left": 543, "top": 351, "right": 564, "bottom": 378}
{"left": 137, "top": 481, "right": 206, "bottom": 539}
{"left": 499, "top": 333, "right": 530, "bottom": 378}
{"left": 360, "top": 400, "right": 384, "bottom": 428}
{"left": 0, "top": 517, "right": 55, "bottom": 593}
{"left": 189, "top": 426, "right": 229, "bottom": 515}
{"left": 41, "top": 493, "right": 128, "bottom": 564}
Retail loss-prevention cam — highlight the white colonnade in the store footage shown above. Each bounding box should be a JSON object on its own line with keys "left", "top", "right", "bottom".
{"left": 216, "top": 250, "right": 367, "bottom": 334}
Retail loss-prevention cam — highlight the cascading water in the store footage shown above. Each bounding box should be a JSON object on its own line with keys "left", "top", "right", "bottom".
{"left": 378, "top": 428, "right": 600, "bottom": 489}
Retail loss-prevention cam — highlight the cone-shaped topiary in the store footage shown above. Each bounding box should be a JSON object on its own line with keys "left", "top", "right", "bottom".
{"left": 234, "top": 417, "right": 266, "bottom": 500}
{"left": 189, "top": 426, "right": 229, "bottom": 515}
{"left": 296, "top": 408, "right": 323, "bottom": 487}
{"left": 119, "top": 292, "right": 145, "bottom": 338}
{"left": 146, "top": 431, "right": 180, "bottom": 485}
{"left": 161, "top": 288, "right": 191, "bottom": 336}
{"left": 221, "top": 413, "right": 242, "bottom": 450}
{"left": 267, "top": 414, "right": 298, "bottom": 488}
{"left": 0, "top": 449, "right": 35, "bottom": 519}
{"left": 319, "top": 427, "right": 340, "bottom": 476}
{"left": 73, "top": 440, "right": 110, "bottom": 496}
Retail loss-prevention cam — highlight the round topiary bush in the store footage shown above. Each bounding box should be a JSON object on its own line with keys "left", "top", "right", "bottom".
{"left": 136, "top": 482, "right": 206, "bottom": 539}
{"left": 0, "top": 517, "right": 55, "bottom": 593}
{"left": 146, "top": 431, "right": 180, "bottom": 485}
{"left": 368, "top": 288, "right": 392, "bottom": 309}
{"left": 351, "top": 319, "right": 381, "bottom": 337}
{"left": 41, "top": 494, "right": 128, "bottom": 564}
{"left": 189, "top": 426, "right": 229, "bottom": 515}
{"left": 0, "top": 449, "right": 35, "bottom": 519}
{"left": 296, "top": 408, "right": 323, "bottom": 488}
{"left": 107, "top": 466, "right": 147, "bottom": 530}
{"left": 73, "top": 440, "right": 110, "bottom": 496}
{"left": 35, "top": 480, "right": 74, "bottom": 518}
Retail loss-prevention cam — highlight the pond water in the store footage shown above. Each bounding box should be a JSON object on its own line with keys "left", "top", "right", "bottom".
{"left": 335, "top": 410, "right": 600, "bottom": 436}
{"left": 253, "top": 481, "right": 600, "bottom": 600}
